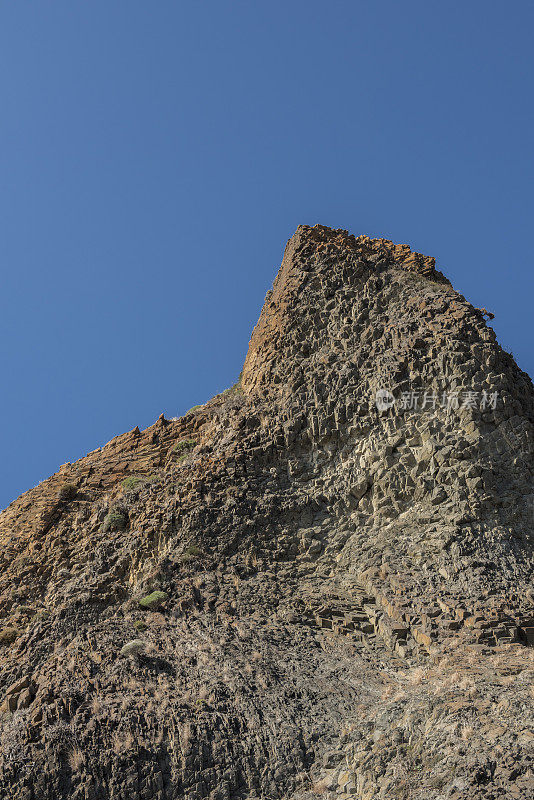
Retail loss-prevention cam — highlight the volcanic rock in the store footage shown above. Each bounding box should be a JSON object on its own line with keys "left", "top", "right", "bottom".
{"left": 0, "top": 224, "right": 532, "bottom": 799}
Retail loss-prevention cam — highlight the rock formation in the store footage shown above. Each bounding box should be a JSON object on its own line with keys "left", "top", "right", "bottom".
{"left": 0, "top": 224, "right": 532, "bottom": 800}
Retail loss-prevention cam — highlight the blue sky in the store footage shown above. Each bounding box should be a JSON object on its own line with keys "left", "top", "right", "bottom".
{"left": 1, "top": 1, "right": 533, "bottom": 510}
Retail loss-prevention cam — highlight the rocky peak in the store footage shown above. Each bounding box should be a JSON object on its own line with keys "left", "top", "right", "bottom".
{"left": 0, "top": 226, "right": 532, "bottom": 800}
{"left": 243, "top": 224, "right": 498, "bottom": 403}
{"left": 244, "top": 225, "right": 431, "bottom": 393}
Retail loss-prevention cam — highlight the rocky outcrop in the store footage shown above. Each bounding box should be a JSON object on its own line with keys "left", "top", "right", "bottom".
{"left": 0, "top": 225, "right": 532, "bottom": 800}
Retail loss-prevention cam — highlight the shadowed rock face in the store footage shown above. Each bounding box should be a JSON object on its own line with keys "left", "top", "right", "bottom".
{"left": 0, "top": 225, "right": 533, "bottom": 800}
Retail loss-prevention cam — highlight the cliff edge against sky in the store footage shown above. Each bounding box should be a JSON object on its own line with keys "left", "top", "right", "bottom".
{"left": 0, "top": 225, "right": 532, "bottom": 800}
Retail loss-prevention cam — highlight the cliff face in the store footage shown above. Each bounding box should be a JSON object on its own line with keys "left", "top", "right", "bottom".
{"left": 0, "top": 225, "right": 533, "bottom": 800}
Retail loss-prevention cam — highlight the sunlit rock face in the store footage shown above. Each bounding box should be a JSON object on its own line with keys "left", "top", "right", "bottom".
{"left": 0, "top": 225, "right": 532, "bottom": 800}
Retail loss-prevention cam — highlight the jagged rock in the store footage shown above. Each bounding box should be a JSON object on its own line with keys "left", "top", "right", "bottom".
{"left": 0, "top": 224, "right": 532, "bottom": 799}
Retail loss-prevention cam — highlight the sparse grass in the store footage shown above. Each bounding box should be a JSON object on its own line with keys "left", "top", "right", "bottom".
{"left": 256, "top": 673, "right": 269, "bottom": 689}
{"left": 0, "top": 627, "right": 19, "bottom": 646}
{"left": 17, "top": 605, "right": 35, "bottom": 615}
{"left": 381, "top": 684, "right": 396, "bottom": 701}
{"left": 90, "top": 697, "right": 103, "bottom": 715}
{"left": 185, "top": 405, "right": 202, "bottom": 415}
{"left": 32, "top": 609, "right": 51, "bottom": 623}
{"left": 428, "top": 775, "right": 447, "bottom": 790}
{"left": 184, "top": 544, "right": 203, "bottom": 557}
{"left": 311, "top": 778, "right": 331, "bottom": 795}
{"left": 68, "top": 747, "right": 84, "bottom": 772}
{"left": 460, "top": 724, "right": 475, "bottom": 740}
{"left": 458, "top": 675, "right": 477, "bottom": 692}
{"left": 180, "top": 722, "right": 192, "bottom": 751}
{"left": 112, "top": 731, "right": 134, "bottom": 755}
{"left": 197, "top": 686, "right": 209, "bottom": 701}
{"left": 221, "top": 380, "right": 243, "bottom": 397}
{"left": 407, "top": 666, "right": 428, "bottom": 685}
{"left": 220, "top": 371, "right": 244, "bottom": 398}
{"left": 58, "top": 482, "right": 77, "bottom": 501}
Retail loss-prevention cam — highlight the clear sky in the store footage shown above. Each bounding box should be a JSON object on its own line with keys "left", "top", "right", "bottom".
{"left": 1, "top": 1, "right": 533, "bottom": 510}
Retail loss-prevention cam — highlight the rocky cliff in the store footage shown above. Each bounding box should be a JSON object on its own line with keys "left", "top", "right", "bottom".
{"left": 0, "top": 225, "right": 532, "bottom": 800}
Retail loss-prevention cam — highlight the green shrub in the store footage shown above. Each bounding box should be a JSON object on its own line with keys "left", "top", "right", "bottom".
{"left": 220, "top": 371, "right": 244, "bottom": 396}
{"left": 185, "top": 405, "right": 202, "bottom": 415}
{"left": 221, "top": 380, "right": 243, "bottom": 397}
{"left": 177, "top": 544, "right": 203, "bottom": 564}
{"left": 122, "top": 475, "right": 146, "bottom": 491}
{"left": 184, "top": 544, "right": 203, "bottom": 557}
{"left": 138, "top": 590, "right": 168, "bottom": 610}
{"left": 173, "top": 439, "right": 196, "bottom": 454}
{"left": 32, "top": 610, "right": 51, "bottom": 623}
{"left": 428, "top": 775, "right": 447, "bottom": 790}
{"left": 101, "top": 509, "right": 127, "bottom": 532}
{"left": 173, "top": 439, "right": 197, "bottom": 462}
{"left": 133, "top": 620, "right": 148, "bottom": 631}
{"left": 58, "top": 483, "right": 77, "bottom": 501}
{"left": 0, "top": 627, "right": 19, "bottom": 646}
{"left": 17, "top": 605, "right": 36, "bottom": 615}
{"left": 120, "top": 639, "right": 145, "bottom": 657}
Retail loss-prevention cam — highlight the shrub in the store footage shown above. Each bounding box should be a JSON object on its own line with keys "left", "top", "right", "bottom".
{"left": 122, "top": 476, "right": 146, "bottom": 491}
{"left": 0, "top": 627, "right": 19, "bottom": 646}
{"left": 120, "top": 640, "right": 146, "bottom": 657}
{"left": 58, "top": 483, "right": 77, "bottom": 501}
{"left": 17, "top": 605, "right": 36, "bottom": 615}
{"left": 184, "top": 544, "right": 203, "bottom": 557}
{"left": 177, "top": 544, "right": 204, "bottom": 564}
{"left": 221, "top": 377, "right": 243, "bottom": 396}
{"left": 101, "top": 509, "right": 127, "bottom": 532}
{"left": 32, "top": 610, "right": 51, "bottom": 623}
{"left": 173, "top": 439, "right": 196, "bottom": 455}
{"left": 173, "top": 439, "right": 197, "bottom": 463}
{"left": 185, "top": 405, "right": 202, "bottom": 415}
{"left": 138, "top": 590, "right": 168, "bottom": 610}
{"left": 133, "top": 620, "right": 148, "bottom": 631}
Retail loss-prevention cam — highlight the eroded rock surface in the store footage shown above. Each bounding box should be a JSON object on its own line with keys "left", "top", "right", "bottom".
{"left": 0, "top": 225, "right": 532, "bottom": 799}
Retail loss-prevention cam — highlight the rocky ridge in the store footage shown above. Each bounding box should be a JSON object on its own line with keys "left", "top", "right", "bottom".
{"left": 0, "top": 224, "right": 532, "bottom": 800}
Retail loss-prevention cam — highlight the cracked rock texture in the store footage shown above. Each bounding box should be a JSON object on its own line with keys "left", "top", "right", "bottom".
{"left": 0, "top": 224, "right": 533, "bottom": 800}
